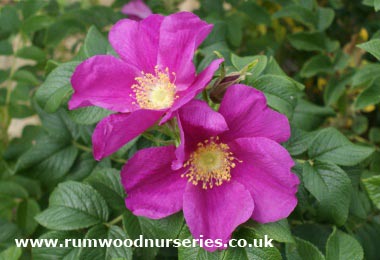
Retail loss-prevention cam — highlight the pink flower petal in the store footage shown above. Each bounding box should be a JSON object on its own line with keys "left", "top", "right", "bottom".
{"left": 219, "top": 84, "right": 291, "bottom": 143}
{"left": 92, "top": 110, "right": 162, "bottom": 160}
{"left": 157, "top": 12, "right": 213, "bottom": 90}
{"left": 121, "top": 0, "right": 152, "bottom": 20}
{"left": 109, "top": 14, "right": 164, "bottom": 72}
{"left": 122, "top": 146, "right": 187, "bottom": 219}
{"left": 183, "top": 181, "right": 254, "bottom": 251}
{"left": 69, "top": 55, "right": 139, "bottom": 112}
{"left": 172, "top": 99, "right": 229, "bottom": 170}
{"left": 229, "top": 137, "right": 299, "bottom": 223}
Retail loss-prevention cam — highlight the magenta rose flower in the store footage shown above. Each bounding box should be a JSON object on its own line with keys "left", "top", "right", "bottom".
{"left": 68, "top": 12, "right": 223, "bottom": 160}
{"left": 121, "top": 84, "right": 300, "bottom": 251}
{"left": 121, "top": 0, "right": 152, "bottom": 21}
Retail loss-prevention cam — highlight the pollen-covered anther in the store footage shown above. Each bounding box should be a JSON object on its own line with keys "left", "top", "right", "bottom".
{"left": 182, "top": 136, "right": 241, "bottom": 189}
{"left": 131, "top": 66, "right": 177, "bottom": 110}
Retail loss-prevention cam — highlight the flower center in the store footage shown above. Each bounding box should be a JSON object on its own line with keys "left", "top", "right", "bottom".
{"left": 182, "top": 137, "right": 241, "bottom": 189}
{"left": 132, "top": 66, "right": 177, "bottom": 110}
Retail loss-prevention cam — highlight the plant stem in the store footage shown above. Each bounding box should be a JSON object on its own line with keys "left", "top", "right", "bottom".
{"left": 106, "top": 215, "right": 123, "bottom": 226}
{"left": 72, "top": 141, "right": 92, "bottom": 152}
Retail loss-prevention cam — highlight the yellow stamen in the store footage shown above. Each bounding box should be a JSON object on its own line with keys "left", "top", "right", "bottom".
{"left": 182, "top": 136, "right": 242, "bottom": 189}
{"left": 131, "top": 66, "right": 177, "bottom": 110}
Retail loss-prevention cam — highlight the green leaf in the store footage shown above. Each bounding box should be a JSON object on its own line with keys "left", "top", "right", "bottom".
{"left": 358, "top": 39, "right": 380, "bottom": 60}
{"left": 85, "top": 168, "right": 125, "bottom": 214}
{"left": 0, "top": 196, "right": 17, "bottom": 221}
{"left": 231, "top": 54, "right": 267, "bottom": 80}
{"left": 226, "top": 14, "right": 244, "bottom": 47}
{"left": 355, "top": 223, "right": 380, "bottom": 260}
{"left": 36, "top": 61, "right": 80, "bottom": 113}
{"left": 68, "top": 106, "right": 112, "bottom": 125}
{"left": 352, "top": 115, "right": 368, "bottom": 134}
{"left": 21, "top": 15, "right": 54, "bottom": 34}
{"left": 0, "top": 181, "right": 29, "bottom": 199}
{"left": 246, "top": 219, "right": 294, "bottom": 243}
{"left": 284, "top": 127, "right": 317, "bottom": 156}
{"left": 0, "top": 70, "right": 7, "bottom": 84}
{"left": 35, "top": 181, "right": 109, "bottom": 230}
{"left": 300, "top": 55, "right": 333, "bottom": 78}
{"left": 252, "top": 75, "right": 301, "bottom": 118}
{"left": 292, "top": 224, "right": 331, "bottom": 254}
{"left": 123, "top": 212, "right": 183, "bottom": 259}
{"left": 16, "top": 46, "right": 46, "bottom": 62}
{"left": 11, "top": 175, "right": 42, "bottom": 199}
{"left": 78, "top": 225, "right": 133, "bottom": 260}
{"left": 355, "top": 79, "right": 380, "bottom": 109}
{"left": 0, "top": 246, "right": 22, "bottom": 260}
{"left": 350, "top": 184, "right": 373, "bottom": 219}
{"left": 35, "top": 107, "right": 71, "bottom": 141}
{"left": 286, "top": 237, "right": 325, "bottom": 260}
{"left": 324, "top": 74, "right": 351, "bottom": 105}
{"left": 9, "top": 103, "right": 35, "bottom": 119}
{"left": 240, "top": 2, "right": 271, "bottom": 25}
{"left": 369, "top": 127, "right": 380, "bottom": 143}
{"left": 326, "top": 227, "right": 364, "bottom": 260}
{"left": 65, "top": 153, "right": 97, "bottom": 181}
{"left": 0, "top": 220, "right": 22, "bottom": 250}
{"left": 288, "top": 32, "right": 339, "bottom": 52}
{"left": 11, "top": 70, "right": 39, "bottom": 85}
{"left": 317, "top": 7, "right": 335, "bottom": 31}
{"left": 16, "top": 199, "right": 40, "bottom": 236}
{"left": 362, "top": 175, "right": 380, "bottom": 209}
{"left": 351, "top": 64, "right": 380, "bottom": 88}
{"left": 302, "top": 161, "right": 352, "bottom": 225}
{"left": 76, "top": 26, "right": 109, "bottom": 60}
{"left": 20, "top": 0, "right": 48, "bottom": 19}
{"left": 308, "top": 128, "right": 374, "bottom": 166}
{"left": 139, "top": 213, "right": 184, "bottom": 240}
{"left": 273, "top": 5, "right": 317, "bottom": 29}
{"left": 44, "top": 18, "right": 85, "bottom": 47}
{"left": 0, "top": 40, "right": 12, "bottom": 55}
{"left": 0, "top": 6, "right": 21, "bottom": 35}
{"left": 292, "top": 99, "right": 335, "bottom": 131}
{"left": 32, "top": 231, "right": 83, "bottom": 259}
{"left": 376, "top": 0, "right": 380, "bottom": 11}
{"left": 16, "top": 137, "right": 78, "bottom": 185}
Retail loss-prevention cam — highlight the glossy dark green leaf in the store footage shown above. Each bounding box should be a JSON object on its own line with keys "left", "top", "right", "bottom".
{"left": 35, "top": 181, "right": 109, "bottom": 230}
{"left": 302, "top": 161, "right": 352, "bottom": 225}
{"left": 78, "top": 225, "right": 133, "bottom": 260}
{"left": 0, "top": 40, "right": 12, "bottom": 55}
{"left": 16, "top": 136, "right": 78, "bottom": 185}
{"left": 308, "top": 128, "right": 374, "bottom": 166}
{"left": 35, "top": 62, "right": 80, "bottom": 113}
{"left": 300, "top": 55, "right": 333, "bottom": 78}
{"left": 16, "top": 199, "right": 41, "bottom": 236}
{"left": 85, "top": 168, "right": 125, "bottom": 214}
{"left": 288, "top": 32, "right": 339, "bottom": 52}
{"left": 355, "top": 79, "right": 380, "bottom": 109}
{"left": 246, "top": 219, "right": 294, "bottom": 243}
{"left": 252, "top": 75, "right": 302, "bottom": 118}
{"left": 362, "top": 175, "right": 380, "bottom": 209}
{"left": 0, "top": 246, "right": 22, "bottom": 260}
{"left": 286, "top": 237, "right": 325, "bottom": 260}
{"left": 358, "top": 39, "right": 380, "bottom": 60}
{"left": 326, "top": 228, "right": 363, "bottom": 260}
{"left": 16, "top": 46, "right": 46, "bottom": 62}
